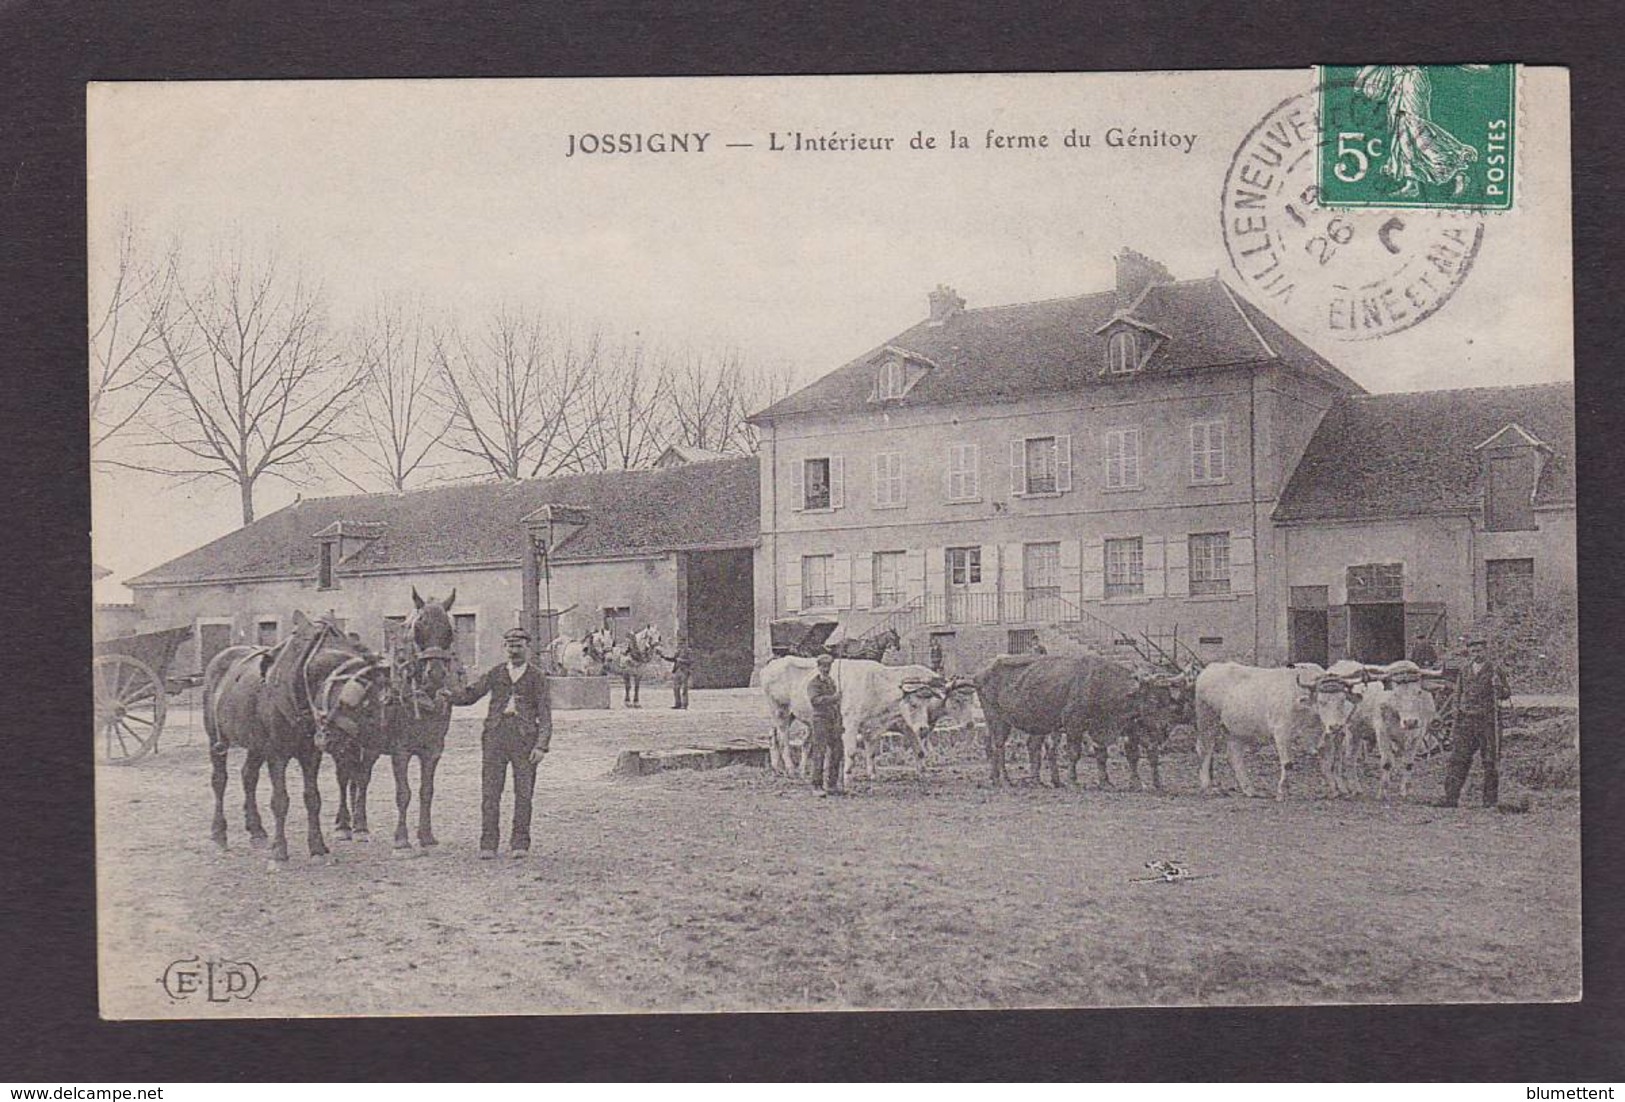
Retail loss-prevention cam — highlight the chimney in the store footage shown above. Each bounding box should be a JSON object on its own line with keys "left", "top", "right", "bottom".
{"left": 1114, "top": 248, "right": 1175, "bottom": 303}
{"left": 927, "top": 284, "right": 965, "bottom": 326}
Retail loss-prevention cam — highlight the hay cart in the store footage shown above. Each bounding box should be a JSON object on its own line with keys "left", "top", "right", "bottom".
{"left": 93, "top": 624, "right": 194, "bottom": 765}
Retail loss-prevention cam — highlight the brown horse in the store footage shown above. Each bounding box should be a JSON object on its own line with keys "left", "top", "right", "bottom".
{"left": 329, "top": 588, "right": 464, "bottom": 852}
{"left": 204, "top": 611, "right": 389, "bottom": 864}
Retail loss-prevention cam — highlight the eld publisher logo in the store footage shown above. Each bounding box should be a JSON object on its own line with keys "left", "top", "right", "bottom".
{"left": 158, "top": 956, "right": 263, "bottom": 1003}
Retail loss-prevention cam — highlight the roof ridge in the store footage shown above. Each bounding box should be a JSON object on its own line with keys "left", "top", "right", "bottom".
{"left": 1349, "top": 380, "right": 1574, "bottom": 401}
{"left": 1218, "top": 279, "right": 1276, "bottom": 359}
{"left": 953, "top": 274, "right": 1229, "bottom": 318}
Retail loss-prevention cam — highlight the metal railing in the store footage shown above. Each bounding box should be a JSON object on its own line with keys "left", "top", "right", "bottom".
{"left": 845, "top": 586, "right": 1206, "bottom": 673}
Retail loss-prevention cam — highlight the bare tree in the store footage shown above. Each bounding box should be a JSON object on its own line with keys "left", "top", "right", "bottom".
{"left": 112, "top": 242, "right": 362, "bottom": 525}
{"left": 663, "top": 344, "right": 749, "bottom": 455}
{"left": 733, "top": 356, "right": 805, "bottom": 453}
{"left": 664, "top": 344, "right": 804, "bottom": 456}
{"left": 324, "top": 297, "right": 451, "bottom": 493}
{"left": 433, "top": 306, "right": 598, "bottom": 481}
{"left": 89, "top": 215, "right": 175, "bottom": 452}
{"left": 570, "top": 334, "right": 671, "bottom": 471}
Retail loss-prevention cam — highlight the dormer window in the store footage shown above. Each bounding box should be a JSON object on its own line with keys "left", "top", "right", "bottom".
{"left": 1475, "top": 422, "right": 1549, "bottom": 533}
{"left": 878, "top": 358, "right": 905, "bottom": 399}
{"left": 1107, "top": 330, "right": 1138, "bottom": 375}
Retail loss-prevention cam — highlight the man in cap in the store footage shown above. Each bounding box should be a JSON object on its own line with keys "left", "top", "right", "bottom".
{"left": 448, "top": 626, "right": 552, "bottom": 857}
{"left": 806, "top": 652, "right": 845, "bottom": 796}
{"left": 1410, "top": 631, "right": 1440, "bottom": 670}
{"left": 1440, "top": 631, "right": 1511, "bottom": 808}
{"left": 665, "top": 630, "right": 695, "bottom": 709}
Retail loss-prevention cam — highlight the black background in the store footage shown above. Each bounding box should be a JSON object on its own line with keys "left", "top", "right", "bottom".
{"left": 3, "top": 0, "right": 1621, "bottom": 1082}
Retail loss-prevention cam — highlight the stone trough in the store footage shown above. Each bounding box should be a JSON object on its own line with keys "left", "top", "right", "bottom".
{"left": 546, "top": 675, "right": 613, "bottom": 710}
{"left": 613, "top": 738, "right": 771, "bottom": 777}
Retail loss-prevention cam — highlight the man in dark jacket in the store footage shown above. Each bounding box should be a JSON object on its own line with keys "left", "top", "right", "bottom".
{"left": 666, "top": 631, "right": 694, "bottom": 709}
{"left": 1441, "top": 632, "right": 1512, "bottom": 808}
{"left": 807, "top": 653, "right": 845, "bottom": 796}
{"left": 1410, "top": 632, "right": 1440, "bottom": 669}
{"left": 449, "top": 626, "right": 552, "bottom": 858}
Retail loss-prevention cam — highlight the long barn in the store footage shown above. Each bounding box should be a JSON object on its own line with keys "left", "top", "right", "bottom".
{"left": 124, "top": 455, "right": 761, "bottom": 689}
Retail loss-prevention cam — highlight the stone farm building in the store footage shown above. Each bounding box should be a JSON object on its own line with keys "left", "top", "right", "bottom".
{"left": 1275, "top": 382, "right": 1575, "bottom": 665}
{"left": 747, "top": 249, "right": 1575, "bottom": 673}
{"left": 126, "top": 456, "right": 761, "bottom": 688}
{"left": 121, "top": 250, "right": 1575, "bottom": 680}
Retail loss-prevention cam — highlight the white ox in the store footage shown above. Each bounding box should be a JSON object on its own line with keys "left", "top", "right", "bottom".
{"left": 759, "top": 657, "right": 973, "bottom": 785}
{"left": 1194, "top": 660, "right": 1368, "bottom": 800}
{"left": 1345, "top": 660, "right": 1442, "bottom": 799}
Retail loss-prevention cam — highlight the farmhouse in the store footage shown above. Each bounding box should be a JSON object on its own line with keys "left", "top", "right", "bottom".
{"left": 126, "top": 455, "right": 761, "bottom": 688}
{"left": 747, "top": 249, "right": 1367, "bottom": 670}
{"left": 747, "top": 251, "right": 1577, "bottom": 672}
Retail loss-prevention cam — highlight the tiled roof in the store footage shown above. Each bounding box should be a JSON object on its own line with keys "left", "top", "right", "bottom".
{"left": 1274, "top": 383, "right": 1575, "bottom": 522}
{"left": 128, "top": 457, "right": 760, "bottom": 587}
{"left": 750, "top": 276, "right": 1362, "bottom": 420}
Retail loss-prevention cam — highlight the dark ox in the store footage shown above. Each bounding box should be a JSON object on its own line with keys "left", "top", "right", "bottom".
{"left": 973, "top": 654, "right": 1193, "bottom": 788}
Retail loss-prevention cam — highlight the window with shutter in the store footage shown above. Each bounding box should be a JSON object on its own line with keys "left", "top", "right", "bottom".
{"left": 1105, "top": 537, "right": 1145, "bottom": 598}
{"left": 802, "top": 458, "right": 831, "bottom": 510}
{"left": 1190, "top": 421, "right": 1227, "bottom": 484}
{"left": 873, "top": 452, "right": 904, "bottom": 508}
{"left": 1023, "top": 436, "right": 1057, "bottom": 494}
{"left": 1189, "top": 532, "right": 1232, "bottom": 595}
{"left": 801, "top": 555, "right": 835, "bottom": 608}
{"left": 1104, "top": 428, "right": 1141, "bottom": 490}
{"left": 946, "top": 443, "right": 980, "bottom": 501}
{"left": 872, "top": 551, "right": 907, "bottom": 607}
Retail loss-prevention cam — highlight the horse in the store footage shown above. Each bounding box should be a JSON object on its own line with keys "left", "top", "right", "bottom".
{"left": 826, "top": 627, "right": 901, "bottom": 663}
{"left": 547, "top": 625, "right": 614, "bottom": 676}
{"left": 608, "top": 623, "right": 664, "bottom": 706}
{"left": 330, "top": 587, "right": 466, "bottom": 852}
{"left": 204, "top": 610, "right": 389, "bottom": 864}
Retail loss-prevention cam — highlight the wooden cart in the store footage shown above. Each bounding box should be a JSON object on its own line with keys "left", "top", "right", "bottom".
{"left": 92, "top": 624, "right": 194, "bottom": 765}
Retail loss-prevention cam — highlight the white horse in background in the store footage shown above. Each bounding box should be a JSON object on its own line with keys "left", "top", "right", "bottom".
{"left": 608, "top": 624, "right": 665, "bottom": 706}
{"left": 547, "top": 626, "right": 614, "bottom": 676}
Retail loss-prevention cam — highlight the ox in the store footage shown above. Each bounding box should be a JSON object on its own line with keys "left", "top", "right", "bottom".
{"left": 759, "top": 657, "right": 968, "bottom": 786}
{"left": 1194, "top": 660, "right": 1367, "bottom": 800}
{"left": 973, "top": 654, "right": 1192, "bottom": 788}
{"left": 1347, "top": 660, "right": 1443, "bottom": 800}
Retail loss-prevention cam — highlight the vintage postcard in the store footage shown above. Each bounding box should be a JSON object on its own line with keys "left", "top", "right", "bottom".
{"left": 89, "top": 68, "right": 1576, "bottom": 1018}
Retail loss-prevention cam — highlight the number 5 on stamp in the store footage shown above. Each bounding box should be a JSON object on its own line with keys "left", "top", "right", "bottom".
{"left": 1318, "top": 64, "right": 1516, "bottom": 210}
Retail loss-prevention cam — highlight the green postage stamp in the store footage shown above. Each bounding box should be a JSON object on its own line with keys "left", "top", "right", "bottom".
{"left": 1318, "top": 64, "right": 1516, "bottom": 209}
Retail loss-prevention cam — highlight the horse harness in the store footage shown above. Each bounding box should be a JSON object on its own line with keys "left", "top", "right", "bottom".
{"left": 307, "top": 653, "right": 382, "bottom": 745}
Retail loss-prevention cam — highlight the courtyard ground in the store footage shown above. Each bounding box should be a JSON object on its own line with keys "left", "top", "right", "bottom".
{"left": 96, "top": 687, "right": 1581, "bottom": 1017}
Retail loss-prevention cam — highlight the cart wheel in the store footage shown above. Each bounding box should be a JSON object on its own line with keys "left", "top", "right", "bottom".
{"left": 94, "top": 653, "right": 166, "bottom": 765}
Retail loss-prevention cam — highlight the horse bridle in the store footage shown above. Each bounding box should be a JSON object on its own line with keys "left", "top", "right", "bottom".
{"left": 394, "top": 643, "right": 461, "bottom": 717}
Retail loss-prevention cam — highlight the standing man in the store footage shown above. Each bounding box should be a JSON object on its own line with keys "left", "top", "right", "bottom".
{"left": 807, "top": 652, "right": 845, "bottom": 796}
{"left": 1411, "top": 631, "right": 1440, "bottom": 669}
{"left": 1440, "top": 631, "right": 1512, "bottom": 808}
{"left": 666, "top": 630, "right": 695, "bottom": 709}
{"left": 449, "top": 626, "right": 552, "bottom": 858}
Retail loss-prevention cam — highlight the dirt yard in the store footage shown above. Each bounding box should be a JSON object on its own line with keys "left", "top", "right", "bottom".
{"left": 96, "top": 689, "right": 1581, "bottom": 1017}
